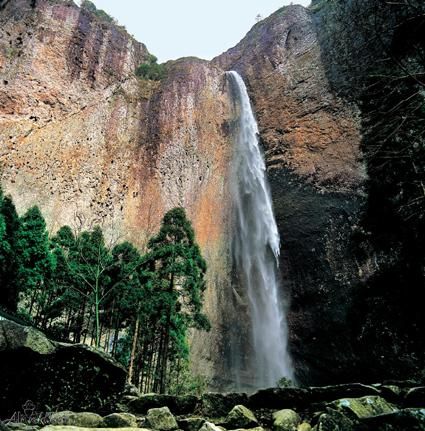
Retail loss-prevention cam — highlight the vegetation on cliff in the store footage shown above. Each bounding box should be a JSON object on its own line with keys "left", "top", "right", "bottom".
{"left": 0, "top": 189, "right": 209, "bottom": 394}
{"left": 136, "top": 54, "right": 167, "bottom": 81}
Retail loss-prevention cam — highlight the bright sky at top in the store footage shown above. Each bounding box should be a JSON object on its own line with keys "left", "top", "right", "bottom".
{"left": 89, "top": 1, "right": 311, "bottom": 63}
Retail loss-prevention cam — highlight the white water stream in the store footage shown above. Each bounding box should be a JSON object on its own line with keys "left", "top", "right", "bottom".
{"left": 227, "top": 71, "right": 293, "bottom": 388}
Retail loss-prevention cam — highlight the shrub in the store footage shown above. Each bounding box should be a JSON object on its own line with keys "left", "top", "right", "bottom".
{"left": 136, "top": 54, "right": 166, "bottom": 81}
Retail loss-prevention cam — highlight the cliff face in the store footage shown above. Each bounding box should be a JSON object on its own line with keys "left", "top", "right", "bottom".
{"left": 215, "top": 6, "right": 368, "bottom": 385}
{"left": 1, "top": 0, "right": 423, "bottom": 388}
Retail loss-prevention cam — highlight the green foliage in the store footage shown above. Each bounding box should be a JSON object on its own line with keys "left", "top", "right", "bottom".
{"left": 168, "top": 359, "right": 209, "bottom": 396}
{"left": 81, "top": 0, "right": 115, "bottom": 24}
{"left": 277, "top": 376, "right": 295, "bottom": 388}
{"left": 0, "top": 194, "right": 209, "bottom": 394}
{"left": 136, "top": 54, "right": 166, "bottom": 81}
{"left": 0, "top": 189, "right": 20, "bottom": 311}
{"left": 144, "top": 207, "right": 210, "bottom": 393}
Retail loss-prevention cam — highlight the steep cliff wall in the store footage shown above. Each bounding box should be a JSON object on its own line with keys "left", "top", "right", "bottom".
{"left": 1, "top": 0, "right": 423, "bottom": 389}
{"left": 0, "top": 0, "right": 234, "bottom": 386}
{"left": 215, "top": 5, "right": 367, "bottom": 385}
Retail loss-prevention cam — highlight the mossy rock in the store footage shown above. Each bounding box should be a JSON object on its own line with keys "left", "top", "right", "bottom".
{"left": 225, "top": 405, "right": 258, "bottom": 429}
{"left": 359, "top": 408, "right": 425, "bottom": 430}
{"left": 178, "top": 417, "right": 206, "bottom": 431}
{"left": 312, "top": 409, "right": 357, "bottom": 431}
{"left": 146, "top": 407, "right": 178, "bottom": 431}
{"left": 49, "top": 412, "right": 103, "bottom": 427}
{"left": 328, "top": 396, "right": 398, "bottom": 419}
{"left": 102, "top": 413, "right": 138, "bottom": 428}
{"left": 272, "top": 409, "right": 300, "bottom": 431}
{"left": 297, "top": 423, "right": 311, "bottom": 431}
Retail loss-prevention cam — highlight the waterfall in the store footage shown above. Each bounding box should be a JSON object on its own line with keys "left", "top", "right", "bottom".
{"left": 227, "top": 70, "right": 294, "bottom": 389}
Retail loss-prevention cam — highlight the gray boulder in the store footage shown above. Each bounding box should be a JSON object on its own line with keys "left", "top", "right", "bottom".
{"left": 146, "top": 407, "right": 178, "bottom": 431}
{"left": 225, "top": 405, "right": 258, "bottom": 429}
{"left": 273, "top": 409, "right": 301, "bottom": 431}
{"left": 49, "top": 412, "right": 103, "bottom": 427}
{"left": 328, "top": 395, "right": 397, "bottom": 419}
{"left": 102, "top": 413, "right": 138, "bottom": 428}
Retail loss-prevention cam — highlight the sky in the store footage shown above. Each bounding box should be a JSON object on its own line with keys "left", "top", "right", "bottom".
{"left": 89, "top": 1, "right": 311, "bottom": 63}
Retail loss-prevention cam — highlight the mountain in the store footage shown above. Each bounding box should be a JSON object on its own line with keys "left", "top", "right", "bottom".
{"left": 1, "top": 0, "right": 424, "bottom": 388}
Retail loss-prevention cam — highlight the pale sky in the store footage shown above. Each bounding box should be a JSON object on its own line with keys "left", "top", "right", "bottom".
{"left": 90, "top": 1, "right": 311, "bottom": 63}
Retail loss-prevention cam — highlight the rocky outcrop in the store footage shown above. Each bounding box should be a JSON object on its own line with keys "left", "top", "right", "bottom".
{"left": 3, "top": 382, "right": 424, "bottom": 431}
{"left": 0, "top": 319, "right": 126, "bottom": 418}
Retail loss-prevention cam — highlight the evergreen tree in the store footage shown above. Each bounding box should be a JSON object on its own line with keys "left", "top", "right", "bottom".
{"left": 147, "top": 207, "right": 210, "bottom": 393}
{"left": 15, "top": 206, "right": 55, "bottom": 318}
{"left": 0, "top": 190, "right": 20, "bottom": 311}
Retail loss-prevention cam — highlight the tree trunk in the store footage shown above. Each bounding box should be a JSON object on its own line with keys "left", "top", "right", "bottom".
{"left": 128, "top": 313, "right": 140, "bottom": 384}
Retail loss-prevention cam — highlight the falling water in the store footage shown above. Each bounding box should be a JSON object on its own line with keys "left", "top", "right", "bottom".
{"left": 227, "top": 71, "right": 293, "bottom": 389}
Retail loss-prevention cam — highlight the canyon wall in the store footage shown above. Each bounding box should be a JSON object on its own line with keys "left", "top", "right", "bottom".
{"left": 1, "top": 0, "right": 423, "bottom": 388}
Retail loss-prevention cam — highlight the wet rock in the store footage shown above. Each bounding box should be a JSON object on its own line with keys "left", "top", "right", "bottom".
{"left": 225, "top": 405, "right": 258, "bottom": 429}
{"left": 405, "top": 387, "right": 425, "bottom": 408}
{"left": 198, "top": 423, "right": 223, "bottom": 431}
{"left": 41, "top": 428, "right": 147, "bottom": 431}
{"left": 3, "top": 424, "right": 38, "bottom": 431}
{"left": 328, "top": 396, "right": 397, "bottom": 419}
{"left": 309, "top": 383, "right": 380, "bottom": 403}
{"left": 272, "top": 409, "right": 301, "bottom": 431}
{"left": 146, "top": 407, "right": 178, "bottom": 431}
{"left": 249, "top": 388, "right": 309, "bottom": 410}
{"left": 49, "top": 412, "right": 103, "bottom": 427}
{"left": 201, "top": 393, "right": 249, "bottom": 417}
{"left": 101, "top": 413, "right": 138, "bottom": 428}
{"left": 312, "top": 409, "right": 357, "bottom": 431}
{"left": 127, "top": 394, "right": 199, "bottom": 415}
{"left": 360, "top": 408, "right": 425, "bottom": 430}
{"left": 178, "top": 417, "right": 206, "bottom": 431}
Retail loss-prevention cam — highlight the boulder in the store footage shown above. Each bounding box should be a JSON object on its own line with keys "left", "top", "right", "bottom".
{"left": 201, "top": 393, "right": 249, "bottom": 417}
{"left": 309, "top": 383, "right": 380, "bottom": 403}
{"left": 127, "top": 394, "right": 199, "bottom": 415}
{"left": 272, "top": 409, "right": 301, "bottom": 431}
{"left": 297, "top": 424, "right": 311, "bottom": 431}
{"left": 198, "top": 422, "right": 223, "bottom": 431}
{"left": 312, "top": 409, "right": 357, "bottom": 431}
{"left": 178, "top": 417, "right": 206, "bottom": 431}
{"left": 146, "top": 407, "right": 178, "bottom": 431}
{"left": 225, "top": 405, "right": 258, "bottom": 429}
{"left": 49, "top": 412, "right": 103, "bottom": 427}
{"left": 328, "top": 396, "right": 397, "bottom": 419}
{"left": 101, "top": 413, "right": 138, "bottom": 428}
{"left": 0, "top": 320, "right": 126, "bottom": 418}
{"left": 2, "top": 424, "right": 38, "bottom": 431}
{"left": 41, "top": 428, "right": 148, "bottom": 431}
{"left": 229, "top": 428, "right": 265, "bottom": 431}
{"left": 405, "top": 387, "right": 425, "bottom": 408}
{"left": 249, "top": 388, "right": 309, "bottom": 410}
{"left": 360, "top": 408, "right": 425, "bottom": 430}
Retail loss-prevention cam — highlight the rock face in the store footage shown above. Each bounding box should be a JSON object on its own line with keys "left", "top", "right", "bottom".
{"left": 1, "top": 0, "right": 423, "bottom": 388}
{"left": 214, "top": 5, "right": 365, "bottom": 386}
{"left": 0, "top": 319, "right": 126, "bottom": 418}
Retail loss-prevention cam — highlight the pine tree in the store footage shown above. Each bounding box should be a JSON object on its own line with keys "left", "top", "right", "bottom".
{"left": 15, "top": 206, "right": 55, "bottom": 318}
{"left": 147, "top": 207, "right": 210, "bottom": 393}
{"left": 0, "top": 190, "right": 20, "bottom": 311}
